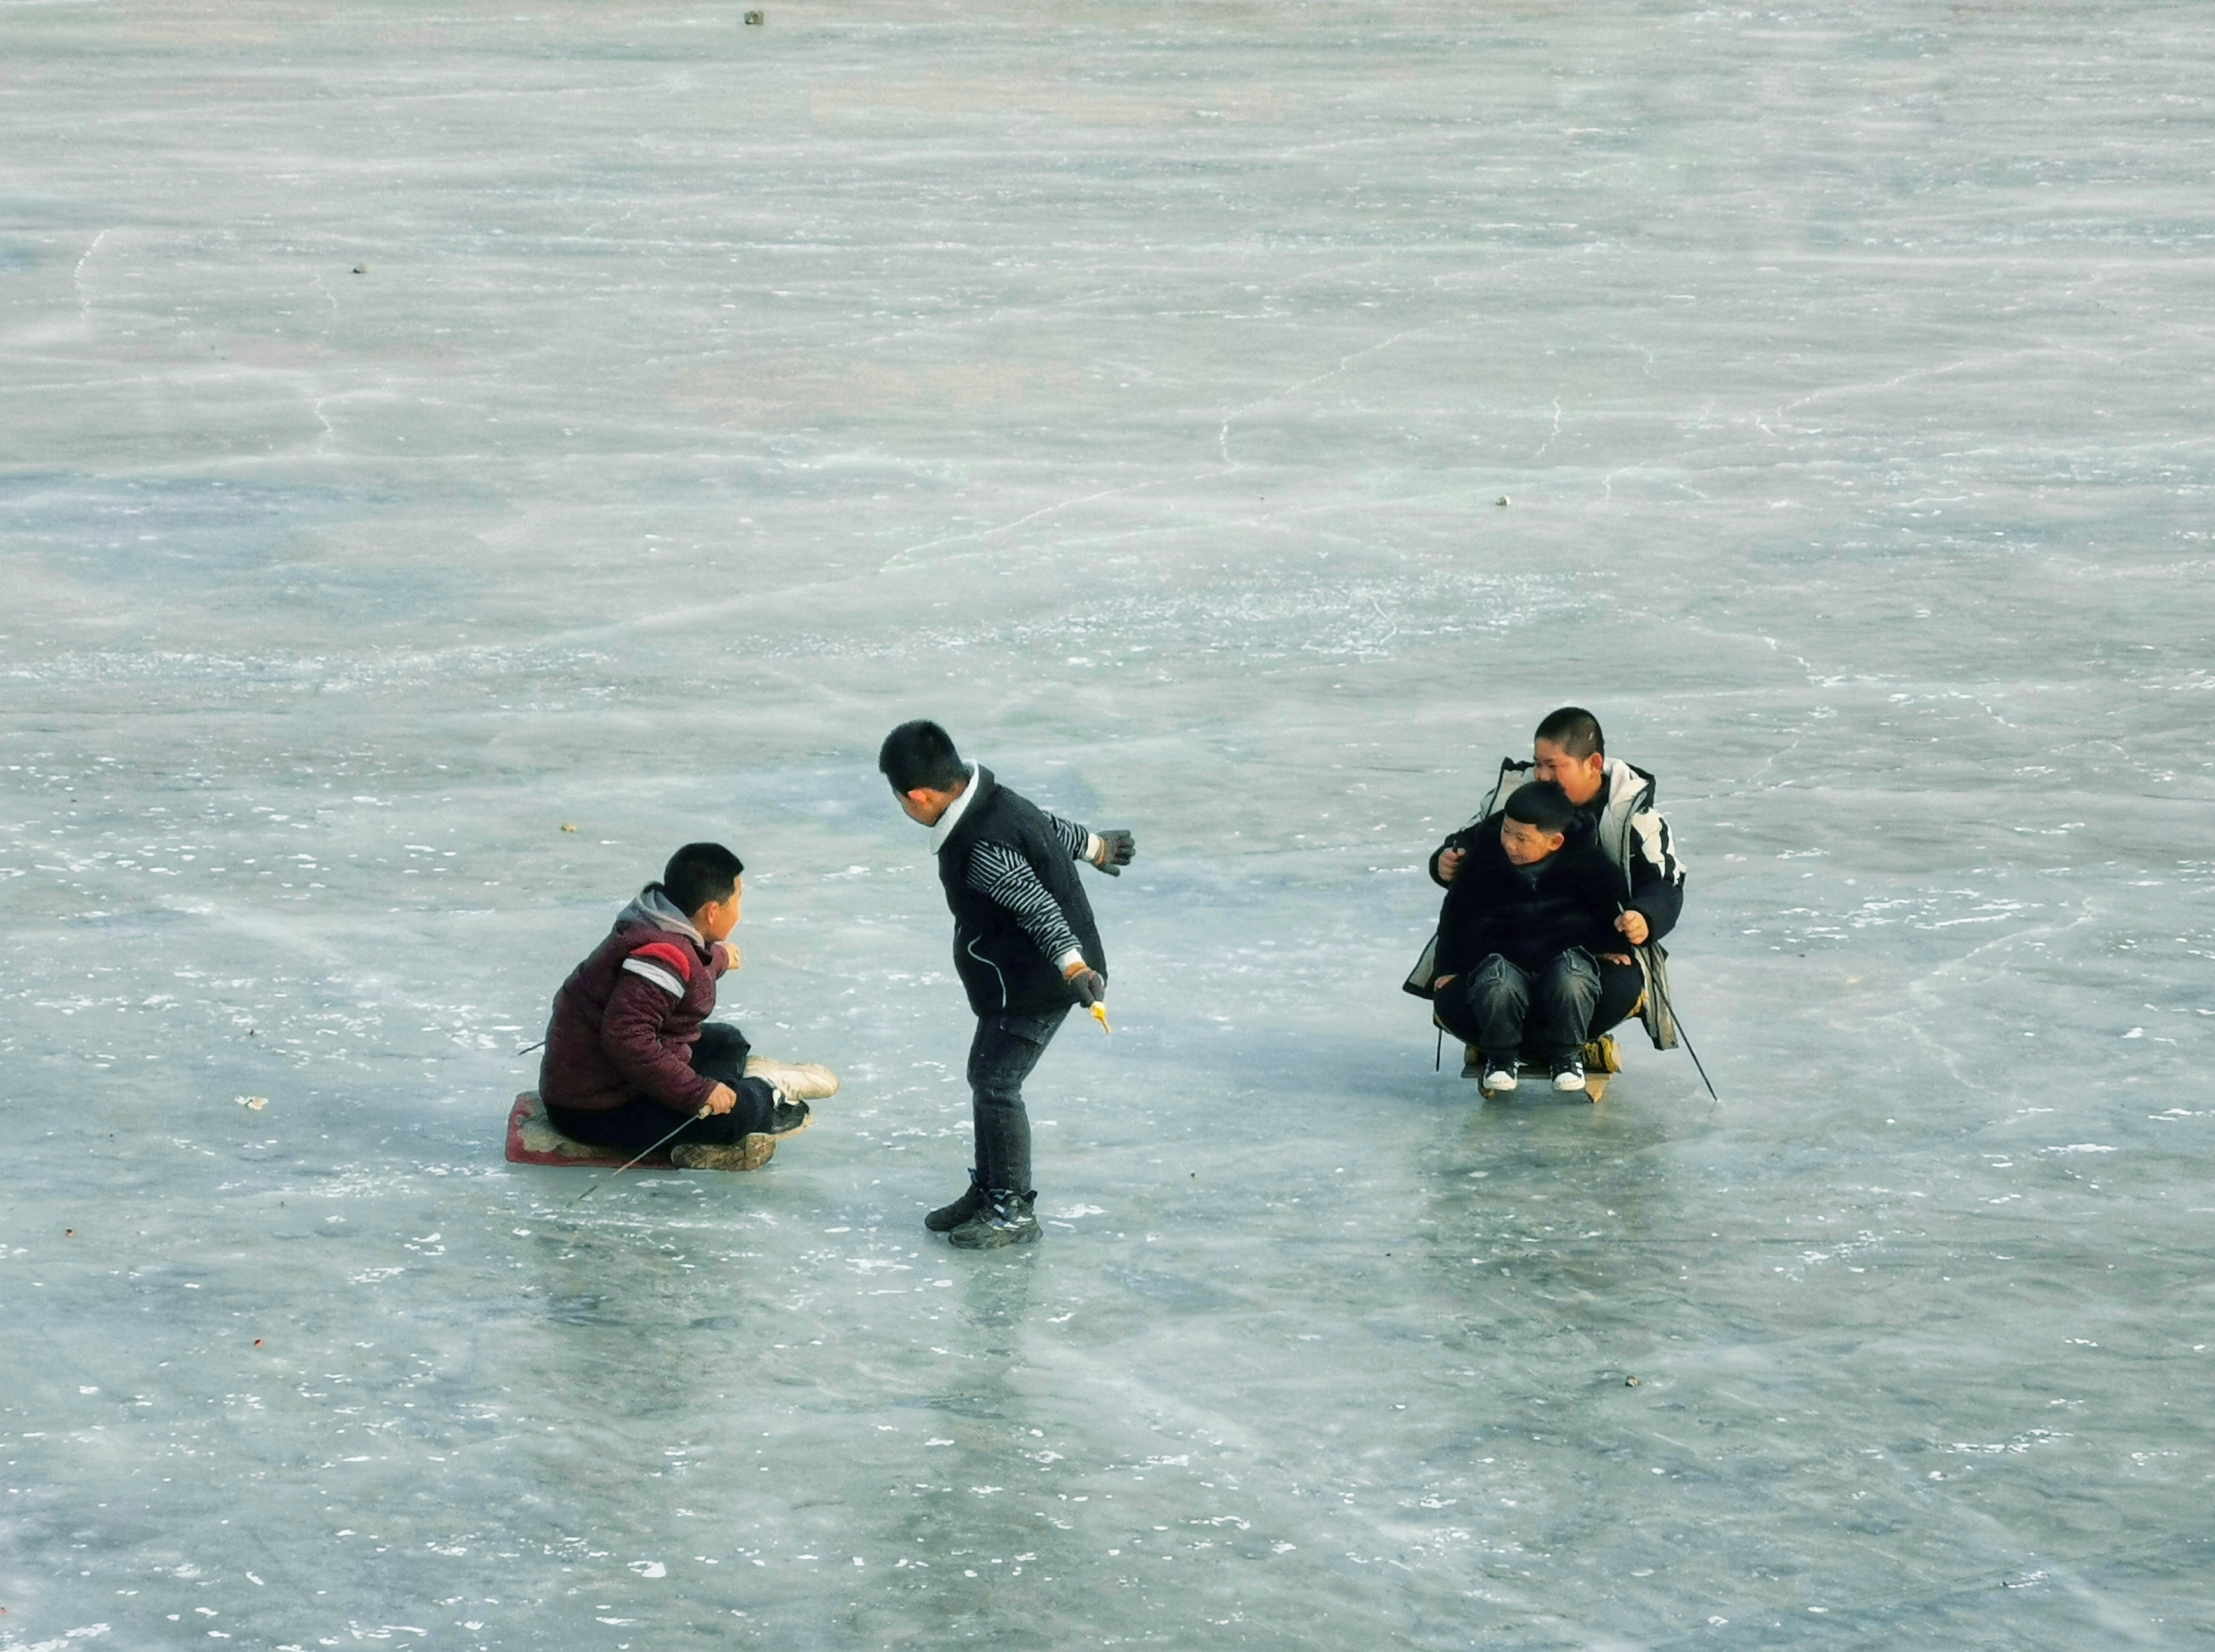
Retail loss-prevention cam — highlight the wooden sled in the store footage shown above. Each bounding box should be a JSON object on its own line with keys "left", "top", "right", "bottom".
{"left": 1459, "top": 1032, "right": 1623, "bottom": 1102}
{"left": 506, "top": 1091, "right": 668, "bottom": 1168}
{"left": 505, "top": 1057, "right": 841, "bottom": 1167}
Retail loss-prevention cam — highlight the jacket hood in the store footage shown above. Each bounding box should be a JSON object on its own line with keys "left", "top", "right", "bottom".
{"left": 616, "top": 883, "right": 704, "bottom": 945}
{"left": 1602, "top": 756, "right": 1657, "bottom": 810}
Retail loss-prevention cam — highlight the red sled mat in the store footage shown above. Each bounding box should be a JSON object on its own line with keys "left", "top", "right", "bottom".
{"left": 505, "top": 1092, "right": 676, "bottom": 1170}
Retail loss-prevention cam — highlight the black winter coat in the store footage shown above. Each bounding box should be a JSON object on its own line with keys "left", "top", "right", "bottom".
{"left": 938, "top": 767, "right": 1107, "bottom": 1018}
{"left": 1432, "top": 816, "right": 1624, "bottom": 978}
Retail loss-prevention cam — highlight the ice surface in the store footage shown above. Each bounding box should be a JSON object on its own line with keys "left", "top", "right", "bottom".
{"left": 5, "top": 1, "right": 2213, "bottom": 1646}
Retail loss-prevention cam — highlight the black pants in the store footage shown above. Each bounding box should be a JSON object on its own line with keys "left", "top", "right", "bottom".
{"left": 545, "top": 1023, "right": 778, "bottom": 1157}
{"left": 967, "top": 1007, "right": 1069, "bottom": 1196}
{"left": 1434, "top": 950, "right": 1643, "bottom": 1063}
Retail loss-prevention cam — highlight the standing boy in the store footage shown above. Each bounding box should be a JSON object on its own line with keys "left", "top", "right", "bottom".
{"left": 1429, "top": 782, "right": 1639, "bottom": 1094}
{"left": 538, "top": 842, "right": 818, "bottom": 1172}
{"left": 879, "top": 720, "right": 1134, "bottom": 1250}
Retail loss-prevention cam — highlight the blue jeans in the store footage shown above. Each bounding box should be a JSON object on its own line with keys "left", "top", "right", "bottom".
{"left": 1435, "top": 950, "right": 1638, "bottom": 1064}
{"left": 967, "top": 1007, "right": 1069, "bottom": 1195}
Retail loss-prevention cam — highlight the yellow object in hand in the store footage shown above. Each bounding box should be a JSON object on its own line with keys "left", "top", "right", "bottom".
{"left": 1091, "top": 1002, "right": 1112, "bottom": 1034}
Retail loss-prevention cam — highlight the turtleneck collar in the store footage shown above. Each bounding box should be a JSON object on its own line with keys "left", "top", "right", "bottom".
{"left": 929, "top": 761, "right": 982, "bottom": 855}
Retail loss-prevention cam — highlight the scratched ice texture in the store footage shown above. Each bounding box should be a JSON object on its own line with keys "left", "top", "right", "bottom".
{"left": 3, "top": 1, "right": 2212, "bottom": 1647}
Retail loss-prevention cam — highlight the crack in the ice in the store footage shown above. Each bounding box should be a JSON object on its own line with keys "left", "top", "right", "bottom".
{"left": 878, "top": 480, "right": 1160, "bottom": 572}
{"left": 1530, "top": 392, "right": 1563, "bottom": 460}
{"left": 73, "top": 227, "right": 112, "bottom": 319}
{"left": 1218, "top": 327, "right": 1430, "bottom": 469}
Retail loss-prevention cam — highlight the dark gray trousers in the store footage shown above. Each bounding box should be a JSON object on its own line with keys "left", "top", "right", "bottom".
{"left": 1434, "top": 950, "right": 1641, "bottom": 1063}
{"left": 966, "top": 1007, "right": 1069, "bottom": 1195}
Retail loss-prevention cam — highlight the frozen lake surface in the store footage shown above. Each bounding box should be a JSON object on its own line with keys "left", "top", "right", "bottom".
{"left": 5, "top": 1, "right": 2213, "bottom": 1646}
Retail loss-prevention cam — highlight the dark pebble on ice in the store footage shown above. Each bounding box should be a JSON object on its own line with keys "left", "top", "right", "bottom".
{"left": 353, "top": 265, "right": 368, "bottom": 275}
{"left": 1496, "top": 495, "right": 1511, "bottom": 506}
{"left": 1625, "top": 1375, "right": 1641, "bottom": 1387}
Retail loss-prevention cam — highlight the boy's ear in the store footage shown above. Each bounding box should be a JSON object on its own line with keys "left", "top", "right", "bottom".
{"left": 1547, "top": 831, "right": 1566, "bottom": 850}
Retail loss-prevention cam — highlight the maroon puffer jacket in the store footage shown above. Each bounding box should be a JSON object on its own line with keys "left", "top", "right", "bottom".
{"left": 538, "top": 893, "right": 728, "bottom": 1114}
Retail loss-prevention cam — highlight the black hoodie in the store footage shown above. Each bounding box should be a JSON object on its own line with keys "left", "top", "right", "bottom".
{"left": 1432, "top": 814, "right": 1623, "bottom": 978}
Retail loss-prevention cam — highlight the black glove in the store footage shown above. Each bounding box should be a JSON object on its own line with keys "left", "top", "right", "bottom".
{"left": 1093, "top": 828, "right": 1136, "bottom": 876}
{"left": 1067, "top": 967, "right": 1107, "bottom": 1008}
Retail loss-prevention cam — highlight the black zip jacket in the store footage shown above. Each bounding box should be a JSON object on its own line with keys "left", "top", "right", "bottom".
{"left": 1427, "top": 758, "right": 1684, "bottom": 943}
{"left": 938, "top": 766, "right": 1107, "bottom": 1018}
{"left": 1432, "top": 815, "right": 1624, "bottom": 978}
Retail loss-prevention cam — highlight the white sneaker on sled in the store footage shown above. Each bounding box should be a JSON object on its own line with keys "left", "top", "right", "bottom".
{"left": 743, "top": 1057, "right": 841, "bottom": 1104}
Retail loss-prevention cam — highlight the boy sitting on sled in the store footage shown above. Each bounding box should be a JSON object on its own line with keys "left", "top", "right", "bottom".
{"left": 538, "top": 842, "right": 831, "bottom": 1171}
{"left": 1429, "top": 782, "right": 1642, "bottom": 1095}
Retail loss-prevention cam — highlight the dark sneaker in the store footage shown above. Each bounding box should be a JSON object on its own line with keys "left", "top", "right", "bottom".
{"left": 1481, "top": 1056, "right": 1519, "bottom": 1093}
{"left": 925, "top": 1171, "right": 987, "bottom": 1234}
{"left": 672, "top": 1135, "right": 776, "bottom": 1172}
{"left": 947, "top": 1191, "right": 1041, "bottom": 1250}
{"left": 1550, "top": 1055, "right": 1588, "bottom": 1094}
{"left": 769, "top": 1100, "right": 813, "bottom": 1137}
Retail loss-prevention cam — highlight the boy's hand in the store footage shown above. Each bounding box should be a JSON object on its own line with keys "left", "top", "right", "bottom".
{"left": 714, "top": 941, "right": 742, "bottom": 972}
{"left": 1614, "top": 910, "right": 1650, "bottom": 945}
{"left": 1598, "top": 953, "right": 1634, "bottom": 967}
{"left": 1432, "top": 973, "right": 1457, "bottom": 993}
{"left": 1062, "top": 959, "right": 1107, "bottom": 1007}
{"left": 703, "top": 1083, "right": 738, "bottom": 1116}
{"left": 1091, "top": 829, "right": 1136, "bottom": 875}
{"left": 1436, "top": 847, "right": 1466, "bottom": 883}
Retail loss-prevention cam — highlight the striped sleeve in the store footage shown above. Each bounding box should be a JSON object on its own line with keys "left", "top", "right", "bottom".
{"left": 1042, "top": 811, "right": 1095, "bottom": 863}
{"left": 967, "top": 842, "right": 1086, "bottom": 968}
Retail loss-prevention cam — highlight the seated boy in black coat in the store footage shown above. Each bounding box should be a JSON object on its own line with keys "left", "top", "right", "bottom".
{"left": 1430, "top": 781, "right": 1642, "bottom": 1094}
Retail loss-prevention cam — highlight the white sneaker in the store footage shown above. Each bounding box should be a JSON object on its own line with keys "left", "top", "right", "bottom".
{"left": 743, "top": 1057, "right": 841, "bottom": 1103}
{"left": 1551, "top": 1057, "right": 1588, "bottom": 1093}
{"left": 1482, "top": 1058, "right": 1518, "bottom": 1092}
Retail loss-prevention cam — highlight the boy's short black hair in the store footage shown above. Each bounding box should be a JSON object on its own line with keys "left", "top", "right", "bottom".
{"left": 879, "top": 719, "right": 968, "bottom": 793}
{"left": 1503, "top": 780, "right": 1577, "bottom": 838}
{"left": 1534, "top": 705, "right": 1605, "bottom": 759}
{"left": 663, "top": 842, "right": 744, "bottom": 916}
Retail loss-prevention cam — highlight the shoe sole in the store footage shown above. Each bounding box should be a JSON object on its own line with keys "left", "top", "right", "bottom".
{"left": 671, "top": 1133, "right": 777, "bottom": 1172}
{"left": 1552, "top": 1075, "right": 1587, "bottom": 1093}
{"left": 947, "top": 1224, "right": 1040, "bottom": 1250}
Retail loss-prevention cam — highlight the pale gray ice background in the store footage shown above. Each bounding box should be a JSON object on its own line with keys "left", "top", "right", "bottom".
{"left": 4, "top": 2, "right": 2213, "bottom": 1647}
